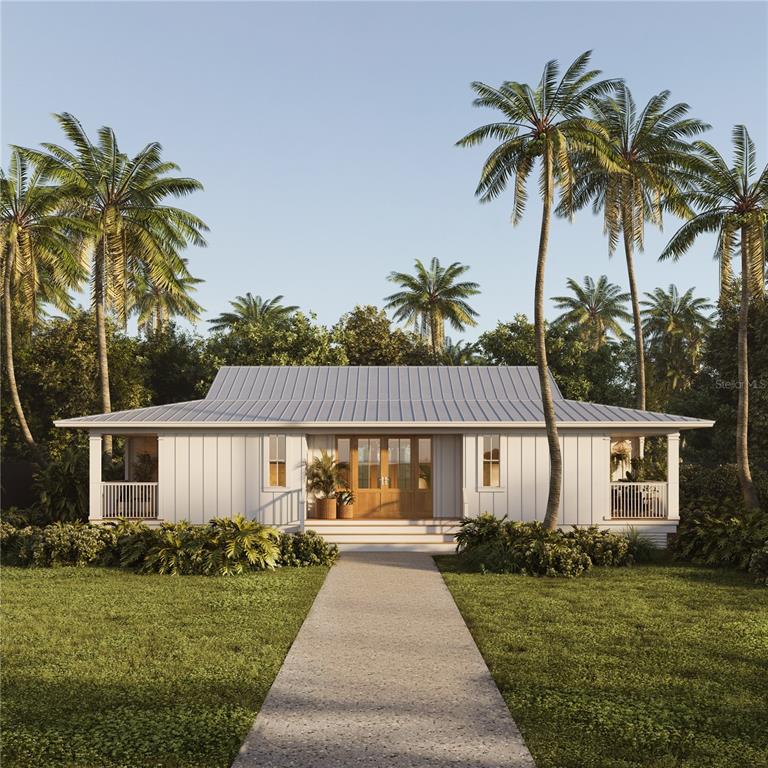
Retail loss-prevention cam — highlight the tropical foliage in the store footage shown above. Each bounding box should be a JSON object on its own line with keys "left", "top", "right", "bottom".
{"left": 1, "top": 517, "right": 339, "bottom": 574}
{"left": 208, "top": 293, "right": 298, "bottom": 332}
{"left": 552, "top": 274, "right": 630, "bottom": 349}
{"left": 384, "top": 257, "right": 479, "bottom": 356}
{"left": 661, "top": 125, "right": 768, "bottom": 510}
{"left": 567, "top": 85, "right": 708, "bottom": 415}
{"left": 19, "top": 113, "right": 208, "bottom": 456}
{"left": 641, "top": 283, "right": 713, "bottom": 395}
{"left": 457, "top": 50, "right": 619, "bottom": 529}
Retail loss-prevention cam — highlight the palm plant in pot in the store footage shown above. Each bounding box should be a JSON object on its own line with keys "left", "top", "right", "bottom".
{"left": 306, "top": 451, "right": 349, "bottom": 520}
{"left": 336, "top": 489, "right": 356, "bottom": 520}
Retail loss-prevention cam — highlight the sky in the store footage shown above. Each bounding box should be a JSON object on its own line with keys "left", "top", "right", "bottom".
{"left": 2, "top": 0, "right": 767, "bottom": 341}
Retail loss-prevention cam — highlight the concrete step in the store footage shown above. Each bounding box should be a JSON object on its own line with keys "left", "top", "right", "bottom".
{"left": 315, "top": 532, "right": 456, "bottom": 545}
{"left": 337, "top": 542, "right": 456, "bottom": 553}
{"left": 305, "top": 523, "right": 460, "bottom": 536}
{"left": 307, "top": 518, "right": 461, "bottom": 528}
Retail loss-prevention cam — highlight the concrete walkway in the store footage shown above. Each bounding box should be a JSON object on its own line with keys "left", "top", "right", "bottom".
{"left": 232, "top": 553, "right": 535, "bottom": 768}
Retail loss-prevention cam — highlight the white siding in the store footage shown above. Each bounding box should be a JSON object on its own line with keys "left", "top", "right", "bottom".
{"left": 157, "top": 429, "right": 615, "bottom": 530}
{"left": 158, "top": 432, "right": 304, "bottom": 526}
{"left": 432, "top": 435, "right": 462, "bottom": 519}
{"left": 461, "top": 431, "right": 611, "bottom": 526}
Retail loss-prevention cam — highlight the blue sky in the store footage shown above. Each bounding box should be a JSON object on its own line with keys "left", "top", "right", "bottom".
{"left": 3, "top": 1, "right": 767, "bottom": 341}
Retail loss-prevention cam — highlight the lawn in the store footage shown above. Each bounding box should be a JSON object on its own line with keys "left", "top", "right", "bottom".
{"left": 0, "top": 566, "right": 327, "bottom": 768}
{"left": 437, "top": 559, "right": 768, "bottom": 768}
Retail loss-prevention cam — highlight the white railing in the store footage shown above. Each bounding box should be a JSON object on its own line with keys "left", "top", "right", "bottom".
{"left": 101, "top": 482, "right": 158, "bottom": 519}
{"left": 610, "top": 482, "right": 668, "bottom": 519}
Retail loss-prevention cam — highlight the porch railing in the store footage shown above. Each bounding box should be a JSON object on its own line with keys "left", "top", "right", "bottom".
{"left": 101, "top": 482, "right": 158, "bottom": 519}
{"left": 610, "top": 482, "right": 668, "bottom": 519}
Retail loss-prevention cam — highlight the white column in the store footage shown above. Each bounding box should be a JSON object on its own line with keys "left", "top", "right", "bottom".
{"left": 89, "top": 433, "right": 103, "bottom": 521}
{"left": 666, "top": 432, "right": 680, "bottom": 520}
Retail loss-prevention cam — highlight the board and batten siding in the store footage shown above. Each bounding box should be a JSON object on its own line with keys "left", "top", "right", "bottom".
{"left": 158, "top": 432, "right": 306, "bottom": 526}
{"left": 462, "top": 431, "right": 611, "bottom": 525}
{"left": 432, "top": 435, "right": 462, "bottom": 518}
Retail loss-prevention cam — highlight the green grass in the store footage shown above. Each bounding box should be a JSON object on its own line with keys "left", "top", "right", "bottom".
{"left": 437, "top": 559, "right": 768, "bottom": 768}
{"left": 1, "top": 566, "right": 327, "bottom": 768}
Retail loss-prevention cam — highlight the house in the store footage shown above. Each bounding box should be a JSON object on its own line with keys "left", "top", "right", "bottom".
{"left": 56, "top": 365, "right": 713, "bottom": 550}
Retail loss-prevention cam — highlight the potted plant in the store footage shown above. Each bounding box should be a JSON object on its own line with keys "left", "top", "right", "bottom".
{"left": 306, "top": 451, "right": 349, "bottom": 520}
{"left": 336, "top": 489, "right": 355, "bottom": 520}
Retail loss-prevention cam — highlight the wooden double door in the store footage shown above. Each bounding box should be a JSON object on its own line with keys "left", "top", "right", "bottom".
{"left": 338, "top": 436, "right": 433, "bottom": 519}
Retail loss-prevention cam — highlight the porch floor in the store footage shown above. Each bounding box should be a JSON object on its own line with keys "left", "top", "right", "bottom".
{"left": 231, "top": 552, "right": 534, "bottom": 768}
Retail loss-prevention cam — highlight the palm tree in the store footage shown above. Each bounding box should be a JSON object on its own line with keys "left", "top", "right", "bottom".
{"left": 457, "top": 51, "right": 618, "bottom": 529}
{"left": 208, "top": 293, "right": 299, "bottom": 332}
{"left": 661, "top": 125, "right": 767, "bottom": 510}
{"left": 22, "top": 113, "right": 208, "bottom": 455}
{"left": 132, "top": 258, "right": 204, "bottom": 334}
{"left": 552, "top": 275, "right": 630, "bottom": 350}
{"left": 442, "top": 338, "right": 481, "bottom": 365}
{"left": 568, "top": 86, "right": 709, "bottom": 415}
{"left": 641, "top": 284, "right": 713, "bottom": 392}
{"left": 384, "top": 258, "right": 479, "bottom": 356}
{"left": 0, "top": 151, "right": 84, "bottom": 446}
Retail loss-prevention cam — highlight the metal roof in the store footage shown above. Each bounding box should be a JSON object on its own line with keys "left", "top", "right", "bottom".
{"left": 55, "top": 366, "right": 713, "bottom": 429}
{"left": 205, "top": 366, "right": 561, "bottom": 402}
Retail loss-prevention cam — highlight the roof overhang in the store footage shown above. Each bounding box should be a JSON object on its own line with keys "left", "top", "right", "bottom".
{"left": 54, "top": 419, "right": 715, "bottom": 431}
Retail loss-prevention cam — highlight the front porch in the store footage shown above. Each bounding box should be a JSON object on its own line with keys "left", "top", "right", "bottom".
{"left": 89, "top": 434, "right": 160, "bottom": 521}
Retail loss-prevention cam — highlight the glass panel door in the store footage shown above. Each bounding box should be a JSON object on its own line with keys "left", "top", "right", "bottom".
{"left": 357, "top": 437, "right": 380, "bottom": 489}
{"left": 387, "top": 438, "right": 412, "bottom": 489}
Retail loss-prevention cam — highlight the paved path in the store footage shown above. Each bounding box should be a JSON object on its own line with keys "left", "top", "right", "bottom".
{"left": 232, "top": 553, "right": 535, "bottom": 768}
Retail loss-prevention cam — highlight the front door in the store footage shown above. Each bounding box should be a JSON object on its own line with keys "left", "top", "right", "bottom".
{"left": 344, "top": 436, "right": 433, "bottom": 519}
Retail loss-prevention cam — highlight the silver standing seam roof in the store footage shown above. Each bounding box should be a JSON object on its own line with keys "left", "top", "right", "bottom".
{"left": 55, "top": 366, "right": 713, "bottom": 429}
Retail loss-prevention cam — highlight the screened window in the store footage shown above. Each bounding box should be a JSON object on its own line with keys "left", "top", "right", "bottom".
{"left": 482, "top": 435, "right": 501, "bottom": 488}
{"left": 268, "top": 434, "right": 286, "bottom": 487}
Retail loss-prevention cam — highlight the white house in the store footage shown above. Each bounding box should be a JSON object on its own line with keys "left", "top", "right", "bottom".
{"left": 56, "top": 366, "right": 713, "bottom": 550}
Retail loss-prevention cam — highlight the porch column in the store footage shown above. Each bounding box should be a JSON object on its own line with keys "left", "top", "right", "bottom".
{"left": 666, "top": 432, "right": 680, "bottom": 520}
{"left": 89, "top": 433, "right": 103, "bottom": 521}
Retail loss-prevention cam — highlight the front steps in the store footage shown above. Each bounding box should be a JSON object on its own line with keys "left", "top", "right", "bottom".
{"left": 304, "top": 518, "right": 461, "bottom": 553}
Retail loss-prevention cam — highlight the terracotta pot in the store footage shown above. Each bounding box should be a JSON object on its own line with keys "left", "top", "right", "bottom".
{"left": 337, "top": 503, "right": 354, "bottom": 520}
{"left": 315, "top": 497, "right": 337, "bottom": 520}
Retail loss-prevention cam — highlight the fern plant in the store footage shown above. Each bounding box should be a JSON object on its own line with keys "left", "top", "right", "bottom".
{"left": 203, "top": 517, "right": 280, "bottom": 575}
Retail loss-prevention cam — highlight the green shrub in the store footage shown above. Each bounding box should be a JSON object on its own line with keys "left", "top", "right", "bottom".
{"left": 748, "top": 544, "right": 768, "bottom": 586}
{"left": 674, "top": 507, "right": 768, "bottom": 570}
{"left": 623, "top": 527, "right": 659, "bottom": 563}
{"left": 203, "top": 517, "right": 281, "bottom": 575}
{"left": 99, "top": 519, "right": 156, "bottom": 568}
{"left": 680, "top": 463, "right": 768, "bottom": 514}
{"left": 140, "top": 517, "right": 281, "bottom": 576}
{"left": 279, "top": 530, "right": 339, "bottom": 567}
{"left": 4, "top": 522, "right": 110, "bottom": 567}
{"left": 457, "top": 520, "right": 593, "bottom": 578}
{"left": 564, "top": 526, "right": 633, "bottom": 566}
{"left": 455, "top": 513, "right": 505, "bottom": 553}
{"left": 31, "top": 445, "right": 89, "bottom": 524}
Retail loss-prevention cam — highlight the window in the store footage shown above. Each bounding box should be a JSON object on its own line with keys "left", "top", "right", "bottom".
{"left": 418, "top": 438, "right": 431, "bottom": 490}
{"left": 482, "top": 435, "right": 501, "bottom": 488}
{"left": 268, "top": 434, "right": 286, "bottom": 487}
{"left": 357, "top": 437, "right": 380, "bottom": 489}
{"left": 336, "top": 438, "right": 350, "bottom": 485}
{"left": 388, "top": 438, "right": 412, "bottom": 489}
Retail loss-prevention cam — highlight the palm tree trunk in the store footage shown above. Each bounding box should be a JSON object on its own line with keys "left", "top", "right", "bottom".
{"left": 539, "top": 146, "right": 562, "bottom": 531}
{"left": 430, "top": 312, "right": 441, "bottom": 360}
{"left": 736, "top": 226, "right": 760, "bottom": 510}
{"left": 94, "top": 246, "right": 113, "bottom": 458}
{"left": 621, "top": 204, "right": 646, "bottom": 461}
{"left": 3, "top": 246, "right": 35, "bottom": 446}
